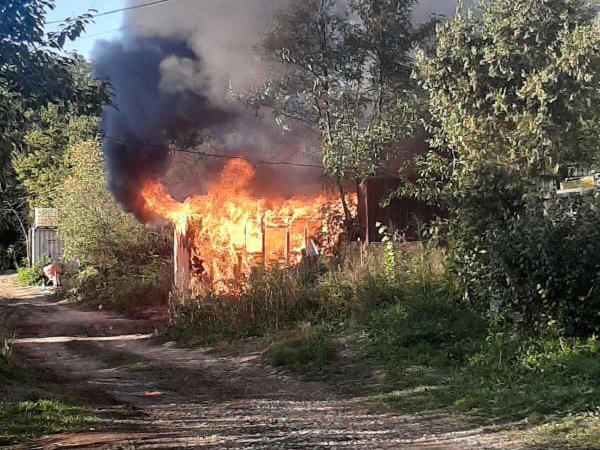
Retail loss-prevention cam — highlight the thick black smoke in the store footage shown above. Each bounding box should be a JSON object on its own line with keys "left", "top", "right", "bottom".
{"left": 93, "top": 37, "right": 236, "bottom": 219}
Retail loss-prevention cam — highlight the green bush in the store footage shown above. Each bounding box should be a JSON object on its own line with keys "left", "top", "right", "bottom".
{"left": 359, "top": 280, "right": 486, "bottom": 371}
{"left": 54, "top": 139, "right": 173, "bottom": 311}
{"left": 454, "top": 193, "right": 600, "bottom": 335}
{"left": 68, "top": 258, "right": 172, "bottom": 312}
{"left": 16, "top": 261, "right": 43, "bottom": 286}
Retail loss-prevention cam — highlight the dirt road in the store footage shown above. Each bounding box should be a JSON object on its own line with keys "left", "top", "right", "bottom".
{"left": 0, "top": 275, "right": 521, "bottom": 450}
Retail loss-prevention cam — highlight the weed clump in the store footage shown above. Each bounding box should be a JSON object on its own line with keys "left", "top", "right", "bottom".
{"left": 266, "top": 326, "right": 335, "bottom": 371}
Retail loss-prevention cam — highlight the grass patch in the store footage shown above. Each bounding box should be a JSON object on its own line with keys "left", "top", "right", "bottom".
{"left": 0, "top": 400, "right": 98, "bottom": 445}
{"left": 361, "top": 318, "right": 600, "bottom": 424}
{"left": 523, "top": 413, "right": 600, "bottom": 448}
{"left": 266, "top": 326, "right": 335, "bottom": 372}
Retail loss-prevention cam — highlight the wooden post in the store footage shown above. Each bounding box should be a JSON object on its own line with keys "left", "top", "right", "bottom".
{"left": 261, "top": 219, "right": 266, "bottom": 268}
{"left": 174, "top": 225, "right": 191, "bottom": 293}
{"left": 304, "top": 225, "right": 309, "bottom": 250}
{"left": 285, "top": 228, "right": 290, "bottom": 263}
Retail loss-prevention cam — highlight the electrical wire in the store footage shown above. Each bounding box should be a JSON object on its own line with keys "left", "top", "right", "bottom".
{"left": 103, "top": 136, "right": 324, "bottom": 169}
{"left": 46, "top": 0, "right": 180, "bottom": 25}
{"left": 78, "top": 27, "right": 124, "bottom": 40}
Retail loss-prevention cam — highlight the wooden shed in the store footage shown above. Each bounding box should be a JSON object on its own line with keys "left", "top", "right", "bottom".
{"left": 29, "top": 207, "right": 63, "bottom": 265}
{"left": 358, "top": 178, "right": 444, "bottom": 243}
{"left": 357, "top": 139, "right": 446, "bottom": 244}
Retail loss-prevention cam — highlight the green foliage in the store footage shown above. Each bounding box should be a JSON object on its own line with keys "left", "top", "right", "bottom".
{"left": 0, "top": 1, "right": 104, "bottom": 148}
{"left": 13, "top": 104, "right": 99, "bottom": 209}
{"left": 69, "top": 257, "right": 173, "bottom": 312}
{"left": 412, "top": 0, "right": 600, "bottom": 215}
{"left": 266, "top": 326, "right": 335, "bottom": 371}
{"left": 0, "top": 1, "right": 108, "bottom": 262}
{"left": 367, "top": 330, "right": 600, "bottom": 424}
{"left": 16, "top": 260, "right": 43, "bottom": 286}
{"left": 0, "top": 400, "right": 98, "bottom": 445}
{"left": 401, "top": 0, "right": 600, "bottom": 334}
{"left": 56, "top": 141, "right": 143, "bottom": 266}
{"left": 242, "top": 0, "right": 433, "bottom": 185}
{"left": 54, "top": 139, "right": 173, "bottom": 309}
{"left": 454, "top": 193, "right": 600, "bottom": 334}
{"left": 359, "top": 284, "right": 486, "bottom": 371}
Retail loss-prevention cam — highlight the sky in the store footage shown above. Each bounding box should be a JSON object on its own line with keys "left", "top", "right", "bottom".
{"left": 44, "top": 0, "right": 127, "bottom": 60}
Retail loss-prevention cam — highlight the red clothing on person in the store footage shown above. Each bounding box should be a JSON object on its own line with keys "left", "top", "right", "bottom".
{"left": 43, "top": 263, "right": 60, "bottom": 279}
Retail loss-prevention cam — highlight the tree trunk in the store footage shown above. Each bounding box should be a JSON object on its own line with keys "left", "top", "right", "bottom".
{"left": 337, "top": 180, "right": 352, "bottom": 225}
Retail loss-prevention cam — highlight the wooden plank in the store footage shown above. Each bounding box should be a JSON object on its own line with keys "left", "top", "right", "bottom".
{"left": 174, "top": 227, "right": 191, "bottom": 293}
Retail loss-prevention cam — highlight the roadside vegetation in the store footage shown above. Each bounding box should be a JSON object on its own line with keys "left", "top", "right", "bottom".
{"left": 16, "top": 261, "right": 43, "bottom": 287}
{"left": 170, "top": 5, "right": 600, "bottom": 441}
{"left": 0, "top": 400, "right": 98, "bottom": 446}
{"left": 0, "top": 323, "right": 97, "bottom": 446}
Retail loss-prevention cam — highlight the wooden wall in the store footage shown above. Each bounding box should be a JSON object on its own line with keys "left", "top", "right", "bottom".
{"left": 358, "top": 177, "right": 445, "bottom": 244}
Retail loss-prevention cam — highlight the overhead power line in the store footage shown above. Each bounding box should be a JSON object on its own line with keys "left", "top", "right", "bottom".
{"left": 103, "top": 136, "right": 324, "bottom": 170}
{"left": 46, "top": 0, "right": 179, "bottom": 25}
{"left": 78, "top": 27, "right": 124, "bottom": 40}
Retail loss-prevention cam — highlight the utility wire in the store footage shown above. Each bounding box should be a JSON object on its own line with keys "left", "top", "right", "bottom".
{"left": 78, "top": 27, "right": 124, "bottom": 39}
{"left": 46, "top": 0, "right": 179, "bottom": 25}
{"left": 103, "top": 136, "right": 324, "bottom": 169}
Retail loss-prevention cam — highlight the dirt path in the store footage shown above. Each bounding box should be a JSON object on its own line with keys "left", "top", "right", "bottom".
{"left": 0, "top": 275, "right": 523, "bottom": 450}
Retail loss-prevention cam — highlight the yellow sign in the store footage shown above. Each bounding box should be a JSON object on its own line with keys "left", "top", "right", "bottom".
{"left": 560, "top": 175, "right": 597, "bottom": 191}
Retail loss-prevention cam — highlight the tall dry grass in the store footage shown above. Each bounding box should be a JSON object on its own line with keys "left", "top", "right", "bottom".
{"left": 168, "top": 242, "right": 450, "bottom": 344}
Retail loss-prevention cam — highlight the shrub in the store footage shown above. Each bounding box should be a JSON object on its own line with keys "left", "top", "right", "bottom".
{"left": 68, "top": 257, "right": 172, "bottom": 313}
{"left": 358, "top": 280, "right": 486, "bottom": 370}
{"left": 454, "top": 193, "right": 600, "bottom": 335}
{"left": 16, "top": 261, "right": 43, "bottom": 286}
{"left": 54, "top": 139, "right": 173, "bottom": 311}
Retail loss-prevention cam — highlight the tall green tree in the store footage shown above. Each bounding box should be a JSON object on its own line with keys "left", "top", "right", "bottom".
{"left": 56, "top": 140, "right": 142, "bottom": 267}
{"left": 13, "top": 104, "right": 99, "bottom": 209}
{"left": 406, "top": 0, "right": 600, "bottom": 330}
{"left": 241, "top": 0, "right": 431, "bottom": 221}
{"left": 0, "top": 0, "right": 108, "bottom": 265}
{"left": 408, "top": 0, "right": 600, "bottom": 221}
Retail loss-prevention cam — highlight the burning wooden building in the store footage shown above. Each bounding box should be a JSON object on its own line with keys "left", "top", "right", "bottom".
{"left": 141, "top": 159, "right": 351, "bottom": 294}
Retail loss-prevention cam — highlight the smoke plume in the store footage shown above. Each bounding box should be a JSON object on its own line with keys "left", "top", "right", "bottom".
{"left": 92, "top": 0, "right": 466, "bottom": 219}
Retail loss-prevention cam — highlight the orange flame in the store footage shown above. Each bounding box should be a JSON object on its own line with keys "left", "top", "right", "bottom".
{"left": 140, "top": 159, "right": 353, "bottom": 293}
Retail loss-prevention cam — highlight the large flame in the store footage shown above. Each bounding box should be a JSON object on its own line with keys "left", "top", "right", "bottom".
{"left": 140, "top": 159, "right": 352, "bottom": 293}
